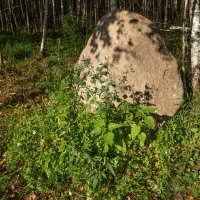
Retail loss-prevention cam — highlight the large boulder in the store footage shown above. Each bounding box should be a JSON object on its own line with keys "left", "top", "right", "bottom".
{"left": 77, "top": 10, "right": 183, "bottom": 116}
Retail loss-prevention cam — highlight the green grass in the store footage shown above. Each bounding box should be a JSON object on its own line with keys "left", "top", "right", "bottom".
{"left": 1, "top": 67, "right": 200, "bottom": 199}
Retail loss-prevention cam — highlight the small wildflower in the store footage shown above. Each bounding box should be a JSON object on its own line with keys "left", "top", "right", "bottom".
{"left": 33, "top": 130, "right": 36, "bottom": 135}
{"left": 17, "top": 143, "right": 21, "bottom": 147}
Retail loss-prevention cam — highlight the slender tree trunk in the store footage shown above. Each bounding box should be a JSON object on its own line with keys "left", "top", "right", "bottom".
{"left": 19, "top": 0, "right": 25, "bottom": 20}
{"left": 0, "top": 9, "right": 4, "bottom": 31}
{"left": 52, "top": 0, "right": 56, "bottom": 28}
{"left": 32, "top": 1, "right": 39, "bottom": 31}
{"left": 94, "top": 1, "right": 97, "bottom": 23}
{"left": 11, "top": 0, "right": 18, "bottom": 29}
{"left": 5, "top": 11, "right": 9, "bottom": 31}
{"left": 152, "top": 0, "right": 155, "bottom": 21}
{"left": 190, "top": 0, "right": 200, "bottom": 92}
{"left": 7, "top": 0, "right": 14, "bottom": 32}
{"left": 164, "top": 0, "right": 169, "bottom": 27}
{"left": 25, "top": 0, "right": 30, "bottom": 32}
{"left": 39, "top": 0, "right": 44, "bottom": 32}
{"left": 182, "top": 0, "right": 189, "bottom": 92}
{"left": 111, "top": 0, "right": 117, "bottom": 11}
{"left": 61, "top": 0, "right": 64, "bottom": 26}
{"left": 40, "top": 0, "right": 49, "bottom": 56}
{"left": 157, "top": 0, "right": 162, "bottom": 27}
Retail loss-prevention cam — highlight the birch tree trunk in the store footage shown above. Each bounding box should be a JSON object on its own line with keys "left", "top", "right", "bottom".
{"left": 39, "top": 0, "right": 49, "bottom": 56}
{"left": 39, "top": 0, "right": 44, "bottom": 32}
{"left": 25, "top": 0, "right": 30, "bottom": 32}
{"left": 190, "top": 0, "right": 200, "bottom": 92}
{"left": 52, "top": 0, "right": 56, "bottom": 28}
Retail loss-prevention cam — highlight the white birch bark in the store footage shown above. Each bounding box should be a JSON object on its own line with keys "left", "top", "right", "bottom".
{"left": 190, "top": 0, "right": 200, "bottom": 92}
{"left": 40, "top": 0, "right": 49, "bottom": 55}
{"left": 52, "top": 0, "right": 56, "bottom": 28}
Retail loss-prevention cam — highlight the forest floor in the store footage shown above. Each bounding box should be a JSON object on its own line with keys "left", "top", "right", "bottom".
{"left": 0, "top": 57, "right": 75, "bottom": 150}
{"left": 0, "top": 66, "right": 45, "bottom": 178}
{"left": 0, "top": 57, "right": 77, "bottom": 199}
{"left": 1, "top": 59, "right": 200, "bottom": 200}
{"left": 0, "top": 62, "right": 44, "bottom": 135}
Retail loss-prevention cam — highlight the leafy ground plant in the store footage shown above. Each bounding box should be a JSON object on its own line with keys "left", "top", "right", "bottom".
{"left": 1, "top": 71, "right": 156, "bottom": 199}
{"left": 1, "top": 63, "right": 199, "bottom": 199}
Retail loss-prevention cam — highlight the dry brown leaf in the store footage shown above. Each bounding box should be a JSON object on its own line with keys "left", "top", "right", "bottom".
{"left": 174, "top": 193, "right": 182, "bottom": 200}
{"left": 10, "top": 184, "right": 15, "bottom": 191}
{"left": 25, "top": 193, "right": 37, "bottom": 200}
{"left": 40, "top": 138, "right": 45, "bottom": 146}
{"left": 10, "top": 179, "right": 20, "bottom": 191}
{"left": 189, "top": 196, "right": 194, "bottom": 200}
{"left": 155, "top": 161, "right": 160, "bottom": 168}
{"left": 186, "top": 168, "right": 191, "bottom": 172}
{"left": 0, "top": 152, "right": 6, "bottom": 169}
{"left": 102, "top": 187, "right": 109, "bottom": 193}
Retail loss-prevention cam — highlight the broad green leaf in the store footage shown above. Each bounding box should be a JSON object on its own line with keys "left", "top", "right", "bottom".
{"left": 106, "top": 162, "right": 115, "bottom": 176}
{"left": 96, "top": 119, "right": 106, "bottom": 128}
{"left": 131, "top": 124, "right": 141, "bottom": 139}
{"left": 83, "top": 152, "right": 91, "bottom": 160}
{"left": 144, "top": 116, "right": 155, "bottom": 129}
{"left": 104, "top": 132, "right": 114, "bottom": 146}
{"left": 138, "top": 132, "right": 146, "bottom": 147}
{"left": 115, "top": 144, "right": 122, "bottom": 152}
{"left": 92, "top": 175, "right": 98, "bottom": 188}
{"left": 194, "top": 131, "right": 200, "bottom": 139}
{"left": 191, "top": 128, "right": 198, "bottom": 133}
{"left": 145, "top": 107, "right": 156, "bottom": 113}
{"left": 135, "top": 109, "right": 144, "bottom": 117}
{"left": 91, "top": 126, "right": 101, "bottom": 135}
{"left": 126, "top": 113, "right": 133, "bottom": 121}
{"left": 103, "top": 143, "right": 109, "bottom": 153}
{"left": 108, "top": 122, "right": 122, "bottom": 131}
{"left": 101, "top": 172, "right": 107, "bottom": 179}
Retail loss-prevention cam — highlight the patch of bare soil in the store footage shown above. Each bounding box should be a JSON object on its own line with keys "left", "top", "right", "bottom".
{"left": 0, "top": 62, "right": 46, "bottom": 137}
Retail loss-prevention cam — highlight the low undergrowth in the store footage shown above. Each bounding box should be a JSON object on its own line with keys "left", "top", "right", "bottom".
{"left": 0, "top": 16, "right": 199, "bottom": 199}
{"left": 1, "top": 69, "right": 200, "bottom": 199}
